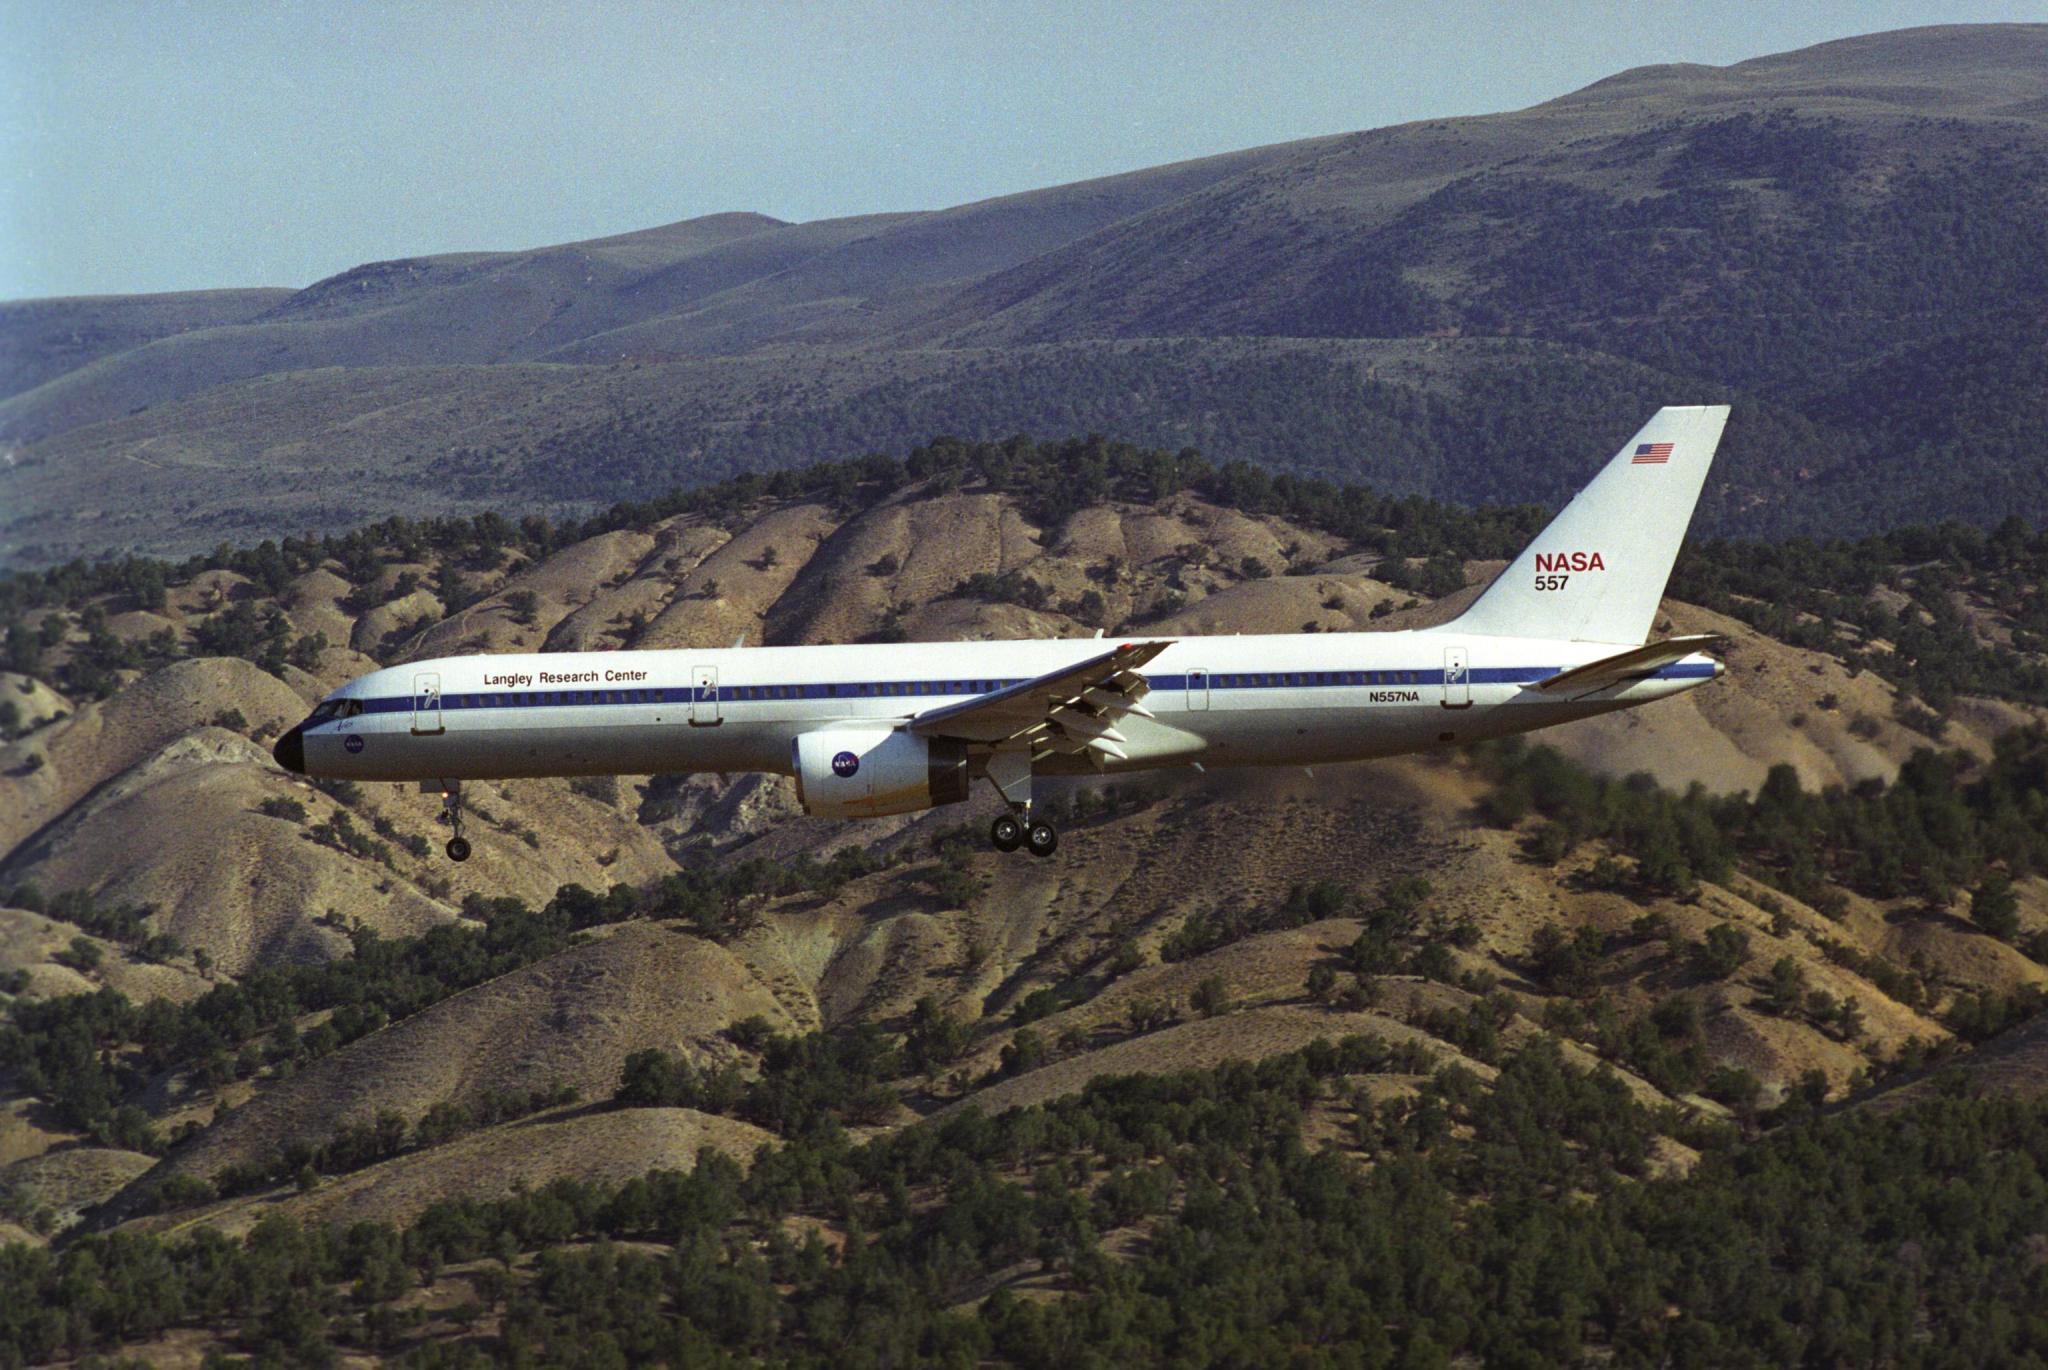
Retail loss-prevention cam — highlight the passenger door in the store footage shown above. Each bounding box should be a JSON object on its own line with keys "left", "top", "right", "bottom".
{"left": 1186, "top": 667, "right": 1210, "bottom": 712}
{"left": 1441, "top": 647, "right": 1471, "bottom": 710}
{"left": 691, "top": 666, "right": 721, "bottom": 726}
{"left": 411, "top": 671, "right": 444, "bottom": 734}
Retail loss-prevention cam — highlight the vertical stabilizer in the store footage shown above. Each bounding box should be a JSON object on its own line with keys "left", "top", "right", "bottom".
{"left": 1444, "top": 405, "right": 1729, "bottom": 645}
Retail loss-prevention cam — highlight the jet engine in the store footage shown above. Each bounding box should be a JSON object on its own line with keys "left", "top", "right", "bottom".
{"left": 792, "top": 728, "right": 970, "bottom": 819}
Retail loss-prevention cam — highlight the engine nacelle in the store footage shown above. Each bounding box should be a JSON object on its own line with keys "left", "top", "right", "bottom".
{"left": 792, "top": 728, "right": 971, "bottom": 819}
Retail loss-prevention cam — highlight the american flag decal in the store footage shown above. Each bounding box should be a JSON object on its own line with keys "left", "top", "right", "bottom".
{"left": 1632, "top": 442, "right": 1673, "bottom": 465}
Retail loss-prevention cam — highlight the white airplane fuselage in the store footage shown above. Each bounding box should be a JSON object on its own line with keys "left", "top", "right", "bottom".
{"left": 286, "top": 630, "right": 1720, "bottom": 785}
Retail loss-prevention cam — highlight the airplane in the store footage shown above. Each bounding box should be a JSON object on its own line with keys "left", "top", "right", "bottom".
{"left": 273, "top": 405, "right": 1731, "bottom": 862}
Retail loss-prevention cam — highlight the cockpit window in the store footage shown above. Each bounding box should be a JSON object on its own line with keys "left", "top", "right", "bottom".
{"left": 307, "top": 701, "right": 342, "bottom": 723}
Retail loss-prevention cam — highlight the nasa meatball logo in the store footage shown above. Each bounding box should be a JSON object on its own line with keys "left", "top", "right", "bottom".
{"left": 345, "top": 735, "right": 365, "bottom": 754}
{"left": 831, "top": 750, "right": 859, "bottom": 778}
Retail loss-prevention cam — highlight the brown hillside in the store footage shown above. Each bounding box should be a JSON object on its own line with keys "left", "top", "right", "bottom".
{"left": 141, "top": 923, "right": 795, "bottom": 1189}
{"left": 128, "top": 1107, "right": 774, "bottom": 1239}
{"left": 4, "top": 467, "right": 2046, "bottom": 1247}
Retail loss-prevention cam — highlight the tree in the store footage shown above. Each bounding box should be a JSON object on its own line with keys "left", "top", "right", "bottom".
{"left": 1190, "top": 976, "right": 1232, "bottom": 1019}
{"left": 58, "top": 936, "right": 101, "bottom": 974}
{"left": 1688, "top": 924, "right": 1749, "bottom": 981}
{"left": 1125, "top": 998, "right": 1178, "bottom": 1033}
{"left": 906, "top": 996, "right": 971, "bottom": 1073}
{"left": 1408, "top": 942, "right": 1457, "bottom": 983}
{"left": 1000, "top": 1028, "right": 1048, "bottom": 1077}
{"left": 1764, "top": 956, "right": 1805, "bottom": 1016}
{"left": 1970, "top": 872, "right": 2021, "bottom": 941}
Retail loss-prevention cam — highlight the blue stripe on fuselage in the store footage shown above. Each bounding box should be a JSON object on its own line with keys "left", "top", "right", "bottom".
{"left": 332, "top": 661, "right": 1714, "bottom": 719}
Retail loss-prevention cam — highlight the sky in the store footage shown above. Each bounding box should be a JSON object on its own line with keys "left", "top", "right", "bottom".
{"left": 2, "top": 0, "right": 2040, "bottom": 299}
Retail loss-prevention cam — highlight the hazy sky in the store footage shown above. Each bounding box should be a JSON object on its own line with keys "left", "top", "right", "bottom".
{"left": 2, "top": 1, "right": 2039, "bottom": 299}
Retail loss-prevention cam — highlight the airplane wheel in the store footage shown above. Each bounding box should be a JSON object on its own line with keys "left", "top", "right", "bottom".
{"left": 1025, "top": 821, "right": 1059, "bottom": 858}
{"left": 445, "top": 836, "right": 472, "bottom": 863}
{"left": 990, "top": 814, "right": 1024, "bottom": 853}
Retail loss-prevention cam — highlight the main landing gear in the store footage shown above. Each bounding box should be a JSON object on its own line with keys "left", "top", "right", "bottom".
{"left": 982, "top": 750, "right": 1056, "bottom": 857}
{"left": 433, "top": 781, "right": 471, "bottom": 862}
{"left": 988, "top": 810, "right": 1058, "bottom": 858}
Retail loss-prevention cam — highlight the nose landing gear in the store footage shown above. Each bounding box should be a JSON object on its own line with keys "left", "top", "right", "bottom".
{"left": 430, "top": 780, "right": 471, "bottom": 862}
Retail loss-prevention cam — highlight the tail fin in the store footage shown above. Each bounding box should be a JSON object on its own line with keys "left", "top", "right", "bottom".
{"left": 1445, "top": 405, "right": 1729, "bottom": 645}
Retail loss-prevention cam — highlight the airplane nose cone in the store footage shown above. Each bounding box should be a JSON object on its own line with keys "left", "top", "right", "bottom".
{"left": 272, "top": 725, "right": 306, "bottom": 774}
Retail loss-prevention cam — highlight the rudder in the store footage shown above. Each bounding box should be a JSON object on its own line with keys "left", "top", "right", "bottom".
{"left": 1445, "top": 405, "right": 1729, "bottom": 645}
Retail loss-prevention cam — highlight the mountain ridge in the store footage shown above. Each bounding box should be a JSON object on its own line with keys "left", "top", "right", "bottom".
{"left": 5, "top": 24, "right": 2048, "bottom": 560}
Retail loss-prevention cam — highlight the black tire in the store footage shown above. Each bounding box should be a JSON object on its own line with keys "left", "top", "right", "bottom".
{"left": 990, "top": 814, "right": 1024, "bottom": 853}
{"left": 446, "top": 836, "right": 472, "bottom": 863}
{"left": 1025, "top": 821, "right": 1059, "bottom": 858}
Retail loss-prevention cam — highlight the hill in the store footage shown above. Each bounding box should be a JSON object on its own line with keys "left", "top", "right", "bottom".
{"left": 2, "top": 443, "right": 2047, "bottom": 1359}
{"left": 8, "top": 25, "right": 2048, "bottom": 562}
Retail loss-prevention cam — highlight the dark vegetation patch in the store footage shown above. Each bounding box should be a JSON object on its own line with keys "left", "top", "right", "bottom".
{"left": 7, "top": 1038, "right": 2048, "bottom": 1365}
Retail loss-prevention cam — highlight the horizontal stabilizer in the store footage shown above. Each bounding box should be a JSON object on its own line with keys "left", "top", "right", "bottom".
{"left": 1536, "top": 635, "right": 1725, "bottom": 696}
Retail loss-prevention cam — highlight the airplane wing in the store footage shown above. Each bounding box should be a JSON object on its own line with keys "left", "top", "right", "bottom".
{"left": 1535, "top": 634, "right": 1725, "bottom": 697}
{"left": 909, "top": 640, "right": 1173, "bottom": 761}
